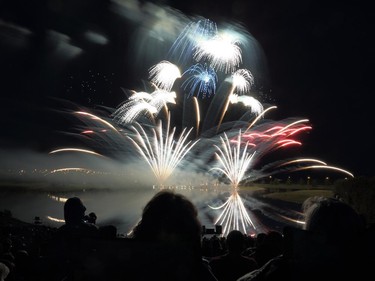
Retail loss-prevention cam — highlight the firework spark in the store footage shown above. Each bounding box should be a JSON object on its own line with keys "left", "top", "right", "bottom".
{"left": 231, "top": 69, "right": 254, "bottom": 95}
{"left": 75, "top": 111, "right": 120, "bottom": 133}
{"left": 148, "top": 60, "right": 181, "bottom": 91}
{"left": 229, "top": 94, "right": 264, "bottom": 116}
{"left": 194, "top": 32, "right": 242, "bottom": 74}
{"left": 168, "top": 19, "right": 217, "bottom": 67}
{"left": 181, "top": 63, "right": 218, "bottom": 98}
{"left": 46, "top": 167, "right": 95, "bottom": 175}
{"left": 209, "top": 132, "right": 256, "bottom": 236}
{"left": 49, "top": 148, "right": 104, "bottom": 157}
{"left": 112, "top": 100, "right": 158, "bottom": 125}
{"left": 127, "top": 116, "right": 200, "bottom": 185}
{"left": 149, "top": 89, "right": 177, "bottom": 111}
{"left": 111, "top": 89, "right": 176, "bottom": 125}
{"left": 217, "top": 69, "right": 257, "bottom": 132}
{"left": 293, "top": 165, "right": 354, "bottom": 178}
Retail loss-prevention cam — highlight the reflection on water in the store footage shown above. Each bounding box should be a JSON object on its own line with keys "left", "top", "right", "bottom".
{"left": 0, "top": 187, "right": 221, "bottom": 235}
{"left": 0, "top": 186, "right": 303, "bottom": 236}
{"left": 0, "top": 188, "right": 156, "bottom": 235}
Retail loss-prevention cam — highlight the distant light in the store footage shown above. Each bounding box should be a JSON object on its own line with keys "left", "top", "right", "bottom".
{"left": 83, "top": 30, "right": 109, "bottom": 45}
{"left": 47, "top": 216, "right": 65, "bottom": 223}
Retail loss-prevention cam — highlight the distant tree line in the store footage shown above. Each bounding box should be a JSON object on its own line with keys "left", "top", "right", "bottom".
{"left": 334, "top": 176, "right": 375, "bottom": 225}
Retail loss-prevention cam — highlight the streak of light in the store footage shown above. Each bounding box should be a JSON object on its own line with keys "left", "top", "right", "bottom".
{"left": 49, "top": 148, "right": 104, "bottom": 157}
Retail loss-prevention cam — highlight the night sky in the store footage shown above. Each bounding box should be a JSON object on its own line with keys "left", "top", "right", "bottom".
{"left": 0, "top": 0, "right": 372, "bottom": 178}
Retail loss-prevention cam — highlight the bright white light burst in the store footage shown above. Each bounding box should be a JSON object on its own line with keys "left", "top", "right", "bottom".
{"left": 229, "top": 94, "right": 264, "bottom": 116}
{"left": 209, "top": 132, "right": 257, "bottom": 236}
{"left": 111, "top": 89, "right": 176, "bottom": 125}
{"left": 127, "top": 116, "right": 199, "bottom": 185}
{"left": 149, "top": 60, "right": 181, "bottom": 91}
{"left": 194, "top": 33, "right": 242, "bottom": 74}
{"left": 231, "top": 69, "right": 254, "bottom": 94}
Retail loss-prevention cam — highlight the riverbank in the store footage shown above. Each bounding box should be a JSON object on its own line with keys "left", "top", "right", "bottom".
{"left": 239, "top": 184, "right": 334, "bottom": 204}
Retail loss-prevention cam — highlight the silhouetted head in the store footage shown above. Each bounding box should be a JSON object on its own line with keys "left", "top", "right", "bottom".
{"left": 86, "top": 212, "right": 97, "bottom": 224}
{"left": 0, "top": 262, "right": 9, "bottom": 281}
{"left": 265, "top": 230, "right": 283, "bottom": 250}
{"left": 302, "top": 196, "right": 364, "bottom": 243}
{"left": 226, "top": 230, "right": 246, "bottom": 254}
{"left": 131, "top": 190, "right": 202, "bottom": 255}
{"left": 64, "top": 197, "right": 86, "bottom": 225}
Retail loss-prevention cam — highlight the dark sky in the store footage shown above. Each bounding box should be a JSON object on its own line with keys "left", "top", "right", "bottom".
{"left": 0, "top": 0, "right": 373, "bottom": 177}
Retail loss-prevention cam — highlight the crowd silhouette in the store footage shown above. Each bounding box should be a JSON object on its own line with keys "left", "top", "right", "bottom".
{"left": 1, "top": 191, "right": 374, "bottom": 281}
{"left": 208, "top": 230, "right": 258, "bottom": 281}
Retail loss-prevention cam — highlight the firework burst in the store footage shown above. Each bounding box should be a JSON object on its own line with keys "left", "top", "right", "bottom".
{"left": 127, "top": 115, "right": 200, "bottom": 185}
{"left": 49, "top": 15, "right": 354, "bottom": 237}
{"left": 181, "top": 63, "right": 218, "bottom": 98}
{"left": 148, "top": 60, "right": 181, "bottom": 91}
{"left": 209, "top": 131, "right": 257, "bottom": 236}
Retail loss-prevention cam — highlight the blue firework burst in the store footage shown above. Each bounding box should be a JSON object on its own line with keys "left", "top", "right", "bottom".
{"left": 181, "top": 63, "right": 218, "bottom": 98}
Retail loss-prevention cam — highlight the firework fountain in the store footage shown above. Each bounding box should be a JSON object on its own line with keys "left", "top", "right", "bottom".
{"left": 208, "top": 132, "right": 257, "bottom": 235}
{"left": 50, "top": 17, "right": 354, "bottom": 236}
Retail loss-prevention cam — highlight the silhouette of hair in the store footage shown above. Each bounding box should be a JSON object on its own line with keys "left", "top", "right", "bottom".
{"left": 131, "top": 190, "right": 202, "bottom": 256}
{"left": 0, "top": 262, "right": 9, "bottom": 281}
{"left": 226, "top": 230, "right": 246, "bottom": 253}
{"left": 64, "top": 197, "right": 87, "bottom": 224}
{"left": 302, "top": 196, "right": 364, "bottom": 242}
{"left": 129, "top": 190, "right": 216, "bottom": 281}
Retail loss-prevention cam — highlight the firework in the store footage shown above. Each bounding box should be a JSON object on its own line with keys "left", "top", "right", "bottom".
{"left": 111, "top": 89, "right": 176, "bottom": 125}
{"left": 229, "top": 94, "right": 264, "bottom": 116}
{"left": 168, "top": 19, "right": 217, "bottom": 67}
{"left": 148, "top": 60, "right": 181, "bottom": 91}
{"left": 49, "top": 148, "right": 104, "bottom": 157}
{"left": 50, "top": 15, "right": 354, "bottom": 237}
{"left": 127, "top": 115, "right": 200, "bottom": 185}
{"left": 181, "top": 63, "right": 218, "bottom": 98}
{"left": 193, "top": 32, "right": 242, "bottom": 74}
{"left": 231, "top": 69, "right": 254, "bottom": 95}
{"left": 208, "top": 131, "right": 256, "bottom": 235}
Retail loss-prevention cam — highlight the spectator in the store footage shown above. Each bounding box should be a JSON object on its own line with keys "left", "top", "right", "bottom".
{"left": 237, "top": 196, "right": 366, "bottom": 281}
{"left": 252, "top": 230, "right": 283, "bottom": 267}
{"left": 47, "top": 197, "right": 100, "bottom": 281}
{"left": 55, "top": 196, "right": 99, "bottom": 245}
{"left": 129, "top": 190, "right": 218, "bottom": 281}
{"left": 0, "top": 262, "right": 9, "bottom": 281}
{"left": 84, "top": 212, "right": 97, "bottom": 224}
{"left": 209, "top": 230, "right": 258, "bottom": 281}
{"left": 242, "top": 232, "right": 266, "bottom": 259}
{"left": 0, "top": 238, "right": 15, "bottom": 281}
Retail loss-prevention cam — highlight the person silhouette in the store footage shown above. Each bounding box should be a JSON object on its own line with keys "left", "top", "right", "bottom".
{"left": 47, "top": 197, "right": 99, "bottom": 281}
{"left": 129, "top": 190, "right": 218, "bottom": 281}
{"left": 252, "top": 230, "right": 283, "bottom": 267}
{"left": 237, "top": 196, "right": 365, "bottom": 281}
{"left": 209, "top": 230, "right": 258, "bottom": 281}
{"left": 0, "top": 262, "right": 9, "bottom": 281}
{"left": 58, "top": 196, "right": 99, "bottom": 237}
